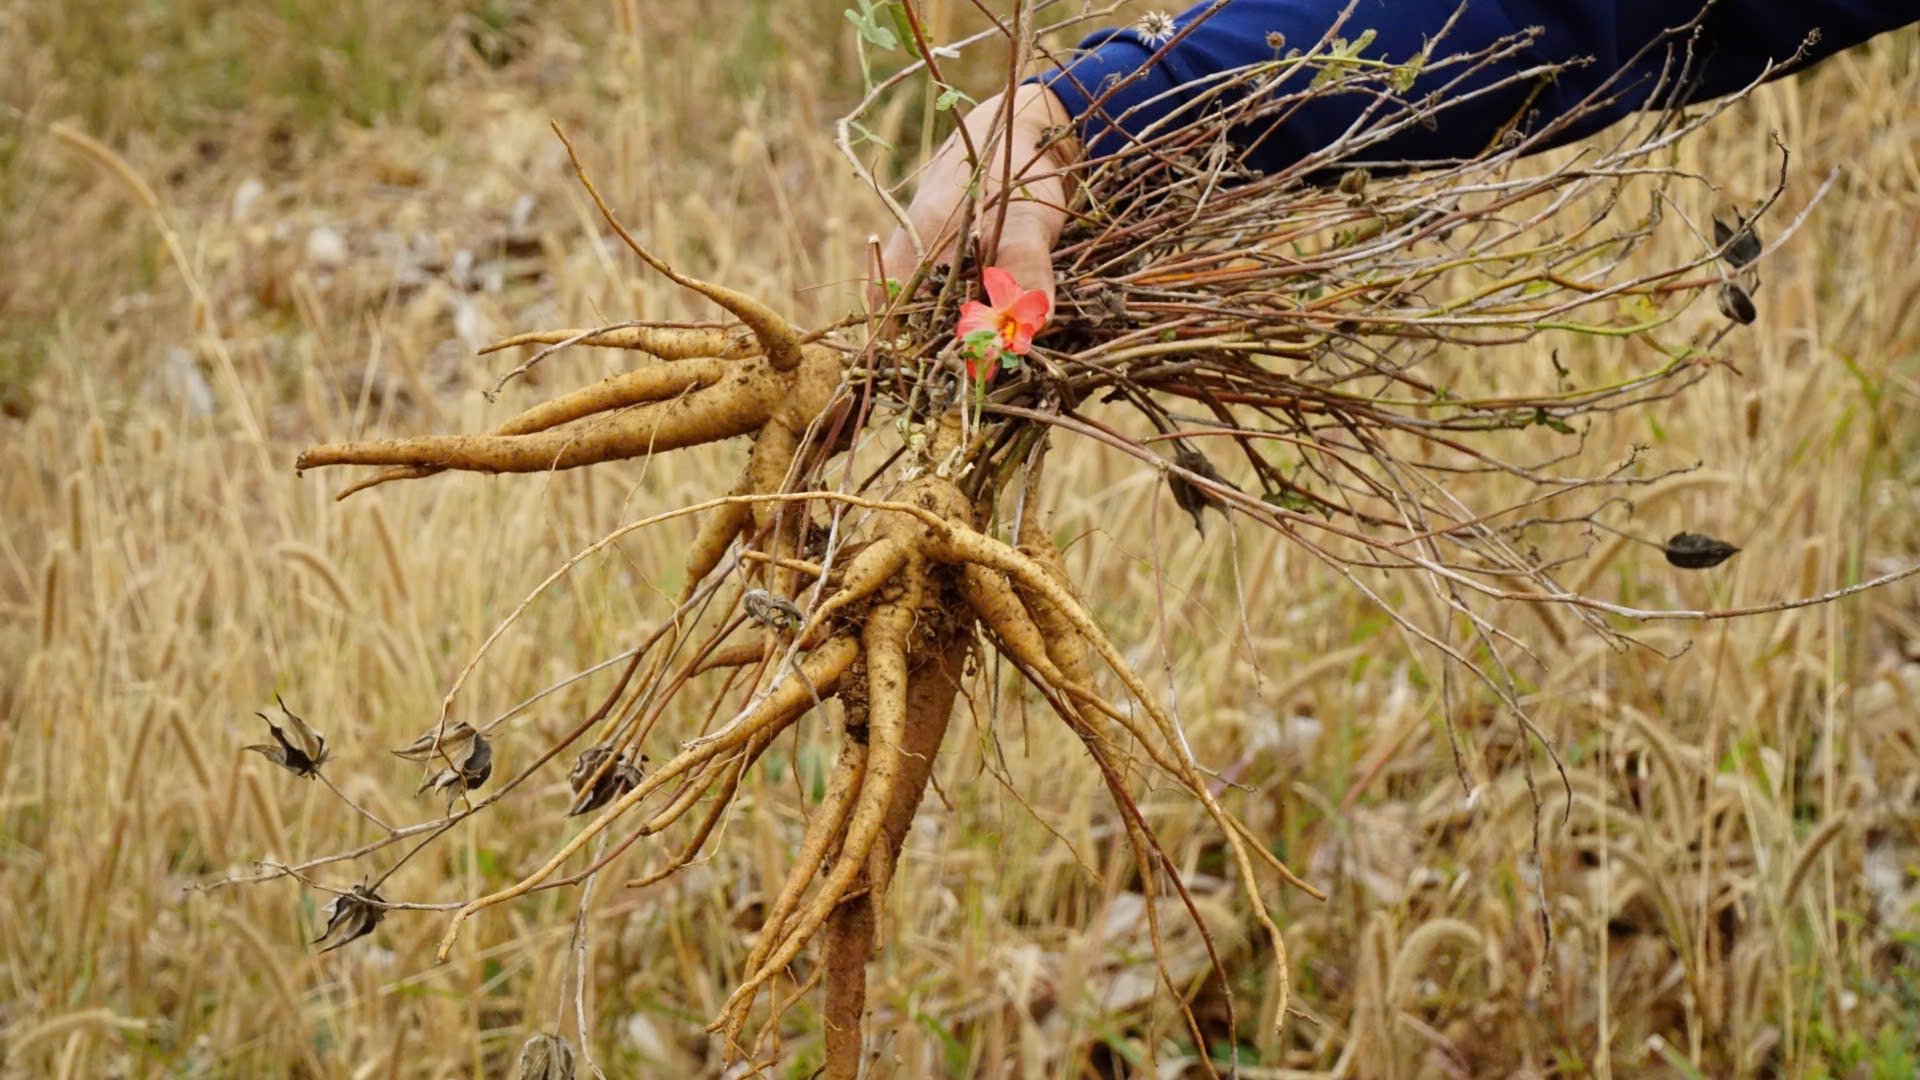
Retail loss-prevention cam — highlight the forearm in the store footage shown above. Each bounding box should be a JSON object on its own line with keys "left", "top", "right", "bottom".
{"left": 1039, "top": 1, "right": 1915, "bottom": 173}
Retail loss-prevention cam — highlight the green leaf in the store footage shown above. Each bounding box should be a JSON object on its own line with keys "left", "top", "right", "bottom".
{"left": 884, "top": 0, "right": 915, "bottom": 53}
{"left": 1310, "top": 28, "right": 1379, "bottom": 87}
{"left": 1532, "top": 408, "right": 1575, "bottom": 435}
{"left": 1262, "top": 489, "right": 1330, "bottom": 518}
{"left": 961, "top": 329, "right": 999, "bottom": 355}
{"left": 844, "top": 2, "right": 898, "bottom": 50}
{"left": 934, "top": 86, "right": 967, "bottom": 112}
{"left": 1389, "top": 51, "right": 1425, "bottom": 92}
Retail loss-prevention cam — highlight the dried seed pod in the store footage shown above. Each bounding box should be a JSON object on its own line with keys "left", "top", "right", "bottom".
{"left": 1664, "top": 532, "right": 1741, "bottom": 570}
{"left": 246, "top": 695, "right": 329, "bottom": 779}
{"left": 390, "top": 721, "right": 479, "bottom": 763}
{"left": 568, "top": 744, "right": 614, "bottom": 791}
{"left": 1084, "top": 285, "right": 1128, "bottom": 326}
{"left": 1712, "top": 211, "right": 1762, "bottom": 268}
{"left": 567, "top": 745, "right": 645, "bottom": 817}
{"left": 1717, "top": 282, "right": 1756, "bottom": 325}
{"left": 314, "top": 884, "right": 385, "bottom": 953}
{"left": 419, "top": 732, "right": 492, "bottom": 811}
{"left": 743, "top": 588, "right": 803, "bottom": 632}
{"left": 1338, "top": 167, "right": 1371, "bottom": 204}
{"left": 1168, "top": 442, "right": 1235, "bottom": 535}
{"left": 515, "top": 1033, "right": 576, "bottom": 1080}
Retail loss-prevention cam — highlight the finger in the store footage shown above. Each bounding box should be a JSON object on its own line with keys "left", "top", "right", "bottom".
{"left": 993, "top": 199, "right": 1066, "bottom": 309}
{"left": 992, "top": 235, "right": 1057, "bottom": 312}
{"left": 873, "top": 164, "right": 966, "bottom": 297}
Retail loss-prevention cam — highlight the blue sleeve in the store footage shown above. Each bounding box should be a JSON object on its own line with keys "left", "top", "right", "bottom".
{"left": 1040, "top": 1, "right": 1914, "bottom": 173}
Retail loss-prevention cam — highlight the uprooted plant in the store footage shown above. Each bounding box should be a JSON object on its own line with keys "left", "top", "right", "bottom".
{"left": 220, "top": 7, "right": 1920, "bottom": 1076}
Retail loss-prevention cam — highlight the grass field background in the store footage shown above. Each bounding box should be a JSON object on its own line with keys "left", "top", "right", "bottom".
{"left": 4, "top": 3, "right": 1919, "bottom": 1076}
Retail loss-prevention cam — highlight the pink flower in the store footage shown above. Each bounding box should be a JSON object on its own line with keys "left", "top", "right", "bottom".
{"left": 956, "top": 267, "right": 1051, "bottom": 357}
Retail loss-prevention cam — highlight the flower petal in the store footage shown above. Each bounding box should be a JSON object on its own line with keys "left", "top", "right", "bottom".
{"left": 1007, "top": 324, "right": 1036, "bottom": 354}
{"left": 955, "top": 301, "right": 994, "bottom": 340}
{"left": 1008, "top": 290, "right": 1051, "bottom": 328}
{"left": 982, "top": 266, "right": 1019, "bottom": 309}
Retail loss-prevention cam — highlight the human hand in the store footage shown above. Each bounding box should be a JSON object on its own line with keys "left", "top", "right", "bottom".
{"left": 873, "top": 83, "right": 1080, "bottom": 314}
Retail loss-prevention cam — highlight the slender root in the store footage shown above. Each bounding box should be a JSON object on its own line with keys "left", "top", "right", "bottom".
{"left": 740, "top": 549, "right": 826, "bottom": 578}
{"left": 722, "top": 733, "right": 870, "bottom": 1048}
{"left": 817, "top": 625, "right": 969, "bottom": 1077}
{"left": 744, "top": 737, "right": 870, "bottom": 966}
{"left": 636, "top": 751, "right": 733, "bottom": 836}
{"left": 821, "top": 883, "right": 875, "bottom": 1079}
{"left": 333, "top": 360, "right": 737, "bottom": 498}
{"left": 481, "top": 326, "right": 756, "bottom": 359}
{"left": 553, "top": 122, "right": 807, "bottom": 373}
{"left": 964, "top": 562, "right": 1184, "bottom": 784}
{"left": 745, "top": 423, "right": 799, "bottom": 533}
{"left": 434, "top": 636, "right": 858, "bottom": 960}
{"left": 797, "top": 538, "right": 906, "bottom": 647}
{"left": 692, "top": 639, "right": 771, "bottom": 674}
{"left": 300, "top": 364, "right": 783, "bottom": 474}
{"left": 495, "top": 359, "right": 732, "bottom": 434}
{"left": 713, "top": 559, "right": 924, "bottom": 1032}
{"left": 992, "top": 639, "right": 1229, "bottom": 1077}
{"left": 958, "top": 562, "right": 1183, "bottom": 779}
{"left": 933, "top": 524, "right": 1299, "bottom": 1032}
{"left": 676, "top": 473, "right": 756, "bottom": 606}
{"left": 958, "top": 563, "right": 1070, "bottom": 689}
{"left": 623, "top": 730, "right": 770, "bottom": 888}
{"left": 1015, "top": 503, "right": 1096, "bottom": 690}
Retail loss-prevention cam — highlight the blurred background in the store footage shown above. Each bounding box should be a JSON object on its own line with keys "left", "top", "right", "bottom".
{"left": 2, "top": 2, "right": 1917, "bottom": 1076}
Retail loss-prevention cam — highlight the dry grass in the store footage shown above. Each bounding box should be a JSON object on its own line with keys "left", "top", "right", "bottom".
{"left": 4, "top": 3, "right": 1919, "bottom": 1076}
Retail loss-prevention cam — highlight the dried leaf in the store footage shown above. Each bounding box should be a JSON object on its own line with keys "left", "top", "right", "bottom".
{"left": 1664, "top": 532, "right": 1741, "bottom": 570}
{"left": 246, "top": 695, "right": 329, "bottom": 778}
{"left": 1168, "top": 443, "right": 1235, "bottom": 535}
{"left": 391, "top": 721, "right": 478, "bottom": 763}
{"left": 1084, "top": 286, "right": 1128, "bottom": 326}
{"left": 567, "top": 745, "right": 645, "bottom": 817}
{"left": 515, "top": 1032, "right": 576, "bottom": 1080}
{"left": 314, "top": 884, "right": 385, "bottom": 953}
{"left": 1717, "top": 282, "right": 1756, "bottom": 325}
{"left": 1712, "top": 211, "right": 1762, "bottom": 268}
